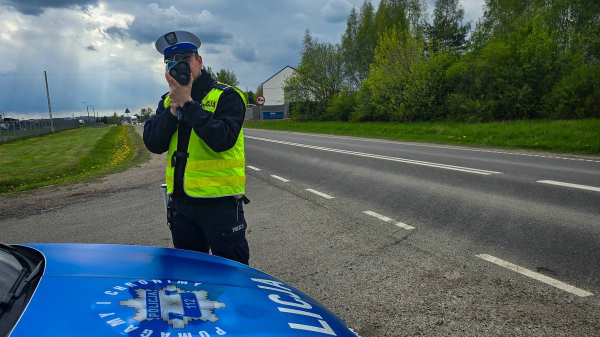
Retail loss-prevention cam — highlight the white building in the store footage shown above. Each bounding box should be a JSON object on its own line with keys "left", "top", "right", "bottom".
{"left": 262, "top": 66, "right": 297, "bottom": 106}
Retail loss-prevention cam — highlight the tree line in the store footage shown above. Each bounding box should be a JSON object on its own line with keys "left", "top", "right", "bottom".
{"left": 285, "top": 0, "right": 600, "bottom": 122}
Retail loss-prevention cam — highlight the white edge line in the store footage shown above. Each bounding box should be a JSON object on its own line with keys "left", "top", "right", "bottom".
{"left": 305, "top": 188, "right": 334, "bottom": 199}
{"left": 537, "top": 180, "right": 600, "bottom": 193}
{"left": 363, "top": 211, "right": 415, "bottom": 230}
{"left": 476, "top": 254, "right": 593, "bottom": 297}
{"left": 246, "top": 130, "right": 600, "bottom": 163}
{"left": 246, "top": 136, "right": 501, "bottom": 175}
{"left": 270, "top": 175, "right": 289, "bottom": 182}
{"left": 247, "top": 166, "right": 261, "bottom": 171}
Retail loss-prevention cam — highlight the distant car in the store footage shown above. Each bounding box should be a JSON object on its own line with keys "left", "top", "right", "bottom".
{"left": 0, "top": 124, "right": 7, "bottom": 131}
{"left": 1, "top": 243, "right": 360, "bottom": 337}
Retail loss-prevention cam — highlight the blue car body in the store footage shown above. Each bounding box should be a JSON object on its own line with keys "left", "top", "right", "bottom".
{"left": 8, "top": 243, "right": 359, "bottom": 337}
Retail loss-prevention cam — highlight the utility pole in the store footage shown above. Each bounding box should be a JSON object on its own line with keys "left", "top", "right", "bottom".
{"left": 44, "top": 71, "right": 55, "bottom": 132}
{"left": 82, "top": 101, "right": 89, "bottom": 121}
{"left": 90, "top": 105, "right": 96, "bottom": 120}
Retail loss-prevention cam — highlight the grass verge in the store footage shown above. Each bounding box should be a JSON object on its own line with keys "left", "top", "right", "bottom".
{"left": 0, "top": 126, "right": 149, "bottom": 194}
{"left": 245, "top": 119, "right": 600, "bottom": 155}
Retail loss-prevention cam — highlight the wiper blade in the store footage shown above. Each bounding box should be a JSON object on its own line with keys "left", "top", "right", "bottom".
{"left": 14, "top": 260, "right": 43, "bottom": 298}
{"left": 0, "top": 267, "right": 27, "bottom": 315}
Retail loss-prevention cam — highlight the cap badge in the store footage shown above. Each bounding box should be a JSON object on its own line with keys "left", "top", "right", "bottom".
{"left": 164, "top": 32, "right": 177, "bottom": 45}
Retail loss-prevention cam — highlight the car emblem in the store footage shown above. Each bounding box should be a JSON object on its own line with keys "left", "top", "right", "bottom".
{"left": 93, "top": 279, "right": 227, "bottom": 335}
{"left": 120, "top": 285, "right": 225, "bottom": 328}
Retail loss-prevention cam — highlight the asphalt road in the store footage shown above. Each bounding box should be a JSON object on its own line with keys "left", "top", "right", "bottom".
{"left": 2, "top": 127, "right": 599, "bottom": 336}
{"left": 244, "top": 129, "right": 600, "bottom": 294}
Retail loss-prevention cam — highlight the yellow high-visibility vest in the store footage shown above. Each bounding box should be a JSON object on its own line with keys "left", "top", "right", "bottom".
{"left": 165, "top": 82, "right": 247, "bottom": 197}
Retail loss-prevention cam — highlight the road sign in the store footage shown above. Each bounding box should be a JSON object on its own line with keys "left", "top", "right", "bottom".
{"left": 256, "top": 96, "right": 265, "bottom": 105}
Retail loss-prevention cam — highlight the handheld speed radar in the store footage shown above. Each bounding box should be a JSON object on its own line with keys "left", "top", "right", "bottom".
{"left": 166, "top": 61, "right": 191, "bottom": 86}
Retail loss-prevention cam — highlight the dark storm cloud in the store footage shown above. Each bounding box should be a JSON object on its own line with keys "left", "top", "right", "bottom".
{"left": 0, "top": 0, "right": 98, "bottom": 15}
{"left": 84, "top": 45, "right": 97, "bottom": 51}
{"left": 125, "top": 4, "right": 233, "bottom": 45}
{"left": 232, "top": 45, "right": 257, "bottom": 62}
{"left": 202, "top": 46, "right": 222, "bottom": 54}
{"left": 104, "top": 26, "right": 128, "bottom": 40}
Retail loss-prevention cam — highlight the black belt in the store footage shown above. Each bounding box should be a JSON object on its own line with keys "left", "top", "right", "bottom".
{"left": 171, "top": 151, "right": 189, "bottom": 167}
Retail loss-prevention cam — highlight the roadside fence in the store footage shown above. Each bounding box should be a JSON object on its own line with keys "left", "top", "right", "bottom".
{"left": 0, "top": 118, "right": 81, "bottom": 143}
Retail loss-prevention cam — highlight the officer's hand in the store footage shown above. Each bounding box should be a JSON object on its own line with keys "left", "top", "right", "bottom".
{"left": 169, "top": 101, "right": 179, "bottom": 117}
{"left": 166, "top": 71, "right": 194, "bottom": 106}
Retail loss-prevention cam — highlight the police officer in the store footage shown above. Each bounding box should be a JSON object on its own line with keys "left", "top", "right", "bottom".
{"left": 143, "top": 30, "right": 250, "bottom": 265}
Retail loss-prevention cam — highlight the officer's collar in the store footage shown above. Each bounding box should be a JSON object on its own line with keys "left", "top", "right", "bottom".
{"left": 191, "top": 69, "right": 214, "bottom": 100}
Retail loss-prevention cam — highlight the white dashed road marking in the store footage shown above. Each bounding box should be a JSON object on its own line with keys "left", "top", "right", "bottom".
{"left": 363, "top": 211, "right": 415, "bottom": 230}
{"left": 537, "top": 180, "right": 600, "bottom": 193}
{"left": 270, "top": 175, "right": 289, "bottom": 182}
{"left": 246, "top": 136, "right": 502, "bottom": 175}
{"left": 247, "top": 166, "right": 261, "bottom": 171}
{"left": 477, "top": 254, "right": 593, "bottom": 297}
{"left": 305, "top": 189, "right": 335, "bottom": 199}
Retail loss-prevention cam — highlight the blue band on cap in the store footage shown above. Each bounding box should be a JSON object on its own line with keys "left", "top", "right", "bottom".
{"left": 163, "top": 43, "right": 198, "bottom": 57}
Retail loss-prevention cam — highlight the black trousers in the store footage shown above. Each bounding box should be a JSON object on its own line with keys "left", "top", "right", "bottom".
{"left": 169, "top": 196, "right": 249, "bottom": 265}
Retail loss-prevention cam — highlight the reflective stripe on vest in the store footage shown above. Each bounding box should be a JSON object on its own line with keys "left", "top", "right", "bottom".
{"left": 165, "top": 82, "right": 247, "bottom": 197}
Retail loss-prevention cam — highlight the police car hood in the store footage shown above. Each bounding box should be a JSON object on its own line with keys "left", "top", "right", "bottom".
{"left": 10, "top": 243, "right": 358, "bottom": 337}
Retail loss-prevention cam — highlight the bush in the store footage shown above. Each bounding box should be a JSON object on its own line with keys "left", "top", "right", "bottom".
{"left": 288, "top": 102, "right": 323, "bottom": 121}
{"left": 324, "top": 92, "right": 357, "bottom": 121}
{"left": 548, "top": 61, "right": 600, "bottom": 119}
{"left": 446, "top": 93, "right": 494, "bottom": 122}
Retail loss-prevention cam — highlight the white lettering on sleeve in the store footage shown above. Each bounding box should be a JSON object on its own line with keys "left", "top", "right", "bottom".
{"left": 289, "top": 320, "right": 337, "bottom": 336}
{"left": 268, "top": 294, "right": 312, "bottom": 309}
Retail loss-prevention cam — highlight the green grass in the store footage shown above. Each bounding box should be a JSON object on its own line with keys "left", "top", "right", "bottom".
{"left": 0, "top": 126, "right": 149, "bottom": 194}
{"left": 245, "top": 119, "right": 600, "bottom": 155}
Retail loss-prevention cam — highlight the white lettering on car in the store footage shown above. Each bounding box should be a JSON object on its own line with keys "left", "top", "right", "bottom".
{"left": 124, "top": 325, "right": 139, "bottom": 333}
{"left": 106, "top": 317, "right": 126, "bottom": 327}
{"left": 250, "top": 278, "right": 337, "bottom": 336}
{"left": 140, "top": 329, "right": 154, "bottom": 337}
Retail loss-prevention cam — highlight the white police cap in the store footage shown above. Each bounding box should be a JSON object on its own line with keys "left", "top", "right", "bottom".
{"left": 155, "top": 30, "right": 201, "bottom": 58}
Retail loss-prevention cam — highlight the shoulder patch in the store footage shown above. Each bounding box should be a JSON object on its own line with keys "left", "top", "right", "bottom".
{"left": 212, "top": 82, "right": 232, "bottom": 91}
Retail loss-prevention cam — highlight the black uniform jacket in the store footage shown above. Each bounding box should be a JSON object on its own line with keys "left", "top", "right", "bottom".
{"left": 143, "top": 69, "right": 245, "bottom": 200}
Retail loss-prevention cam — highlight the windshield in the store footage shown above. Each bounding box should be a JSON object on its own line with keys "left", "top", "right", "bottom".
{"left": 0, "top": 248, "right": 23, "bottom": 300}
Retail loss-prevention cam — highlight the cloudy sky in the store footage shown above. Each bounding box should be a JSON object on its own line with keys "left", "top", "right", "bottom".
{"left": 0, "top": 0, "right": 484, "bottom": 119}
